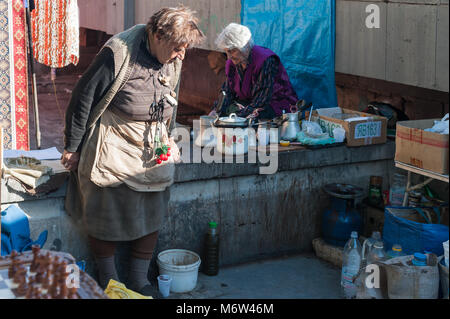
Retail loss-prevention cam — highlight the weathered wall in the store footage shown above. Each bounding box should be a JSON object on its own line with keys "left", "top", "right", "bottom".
{"left": 177, "top": 48, "right": 226, "bottom": 125}
{"left": 77, "top": 0, "right": 241, "bottom": 51}
{"left": 78, "top": 0, "right": 124, "bottom": 36}
{"left": 133, "top": 0, "right": 241, "bottom": 51}
{"left": 336, "top": 0, "right": 449, "bottom": 92}
{"left": 335, "top": 72, "right": 449, "bottom": 120}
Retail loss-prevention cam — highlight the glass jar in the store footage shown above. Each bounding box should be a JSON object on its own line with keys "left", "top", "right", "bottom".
{"left": 389, "top": 173, "right": 407, "bottom": 206}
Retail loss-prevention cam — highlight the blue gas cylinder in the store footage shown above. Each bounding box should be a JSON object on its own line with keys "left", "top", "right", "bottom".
{"left": 322, "top": 183, "right": 364, "bottom": 247}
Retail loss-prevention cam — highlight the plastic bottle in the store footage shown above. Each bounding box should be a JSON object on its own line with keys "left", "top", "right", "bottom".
{"left": 203, "top": 221, "right": 220, "bottom": 276}
{"left": 341, "top": 231, "right": 362, "bottom": 299}
{"left": 366, "top": 241, "right": 387, "bottom": 265}
{"left": 389, "top": 173, "right": 407, "bottom": 206}
{"left": 361, "top": 231, "right": 381, "bottom": 264}
{"left": 368, "top": 176, "right": 383, "bottom": 207}
{"left": 387, "top": 244, "right": 405, "bottom": 259}
{"left": 411, "top": 253, "right": 427, "bottom": 266}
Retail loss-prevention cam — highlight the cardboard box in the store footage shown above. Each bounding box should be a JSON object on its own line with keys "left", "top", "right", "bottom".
{"left": 395, "top": 119, "right": 449, "bottom": 175}
{"left": 307, "top": 107, "right": 388, "bottom": 147}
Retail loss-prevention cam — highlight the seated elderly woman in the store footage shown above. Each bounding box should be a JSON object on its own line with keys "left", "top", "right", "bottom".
{"left": 210, "top": 23, "right": 298, "bottom": 121}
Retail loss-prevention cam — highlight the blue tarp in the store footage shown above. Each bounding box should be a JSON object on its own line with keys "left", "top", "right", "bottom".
{"left": 241, "top": 0, "right": 337, "bottom": 109}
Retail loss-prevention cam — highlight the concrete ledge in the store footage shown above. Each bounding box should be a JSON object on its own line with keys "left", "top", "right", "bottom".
{"left": 1, "top": 178, "right": 67, "bottom": 204}
{"left": 175, "top": 140, "right": 396, "bottom": 182}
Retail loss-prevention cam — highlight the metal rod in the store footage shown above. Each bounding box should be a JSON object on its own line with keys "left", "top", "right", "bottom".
{"left": 402, "top": 171, "right": 412, "bottom": 206}
{"left": 25, "top": 6, "right": 41, "bottom": 149}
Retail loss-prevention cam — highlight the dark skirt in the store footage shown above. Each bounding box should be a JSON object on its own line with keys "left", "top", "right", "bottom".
{"left": 66, "top": 172, "right": 169, "bottom": 241}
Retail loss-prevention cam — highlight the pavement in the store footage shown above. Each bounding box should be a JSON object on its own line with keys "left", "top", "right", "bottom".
{"left": 164, "top": 253, "right": 343, "bottom": 299}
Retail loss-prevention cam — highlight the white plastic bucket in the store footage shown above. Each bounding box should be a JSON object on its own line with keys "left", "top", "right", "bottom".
{"left": 156, "top": 249, "right": 201, "bottom": 293}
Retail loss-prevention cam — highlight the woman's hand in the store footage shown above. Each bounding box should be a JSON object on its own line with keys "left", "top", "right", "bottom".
{"left": 61, "top": 150, "right": 80, "bottom": 171}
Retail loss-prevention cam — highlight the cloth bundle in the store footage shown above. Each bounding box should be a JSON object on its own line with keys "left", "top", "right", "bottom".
{"left": 2, "top": 156, "right": 52, "bottom": 189}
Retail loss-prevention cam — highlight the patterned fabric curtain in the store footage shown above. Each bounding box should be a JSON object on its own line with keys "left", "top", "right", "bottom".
{"left": 31, "top": 0, "right": 79, "bottom": 68}
{"left": 0, "top": 0, "right": 30, "bottom": 150}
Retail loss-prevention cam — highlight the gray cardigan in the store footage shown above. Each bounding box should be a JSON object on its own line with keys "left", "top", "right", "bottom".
{"left": 64, "top": 24, "right": 181, "bottom": 152}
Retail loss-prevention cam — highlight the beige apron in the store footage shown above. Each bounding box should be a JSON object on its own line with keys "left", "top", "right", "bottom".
{"left": 88, "top": 108, "right": 180, "bottom": 192}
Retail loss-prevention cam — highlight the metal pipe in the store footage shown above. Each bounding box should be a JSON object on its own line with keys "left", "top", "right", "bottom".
{"left": 25, "top": 5, "right": 41, "bottom": 149}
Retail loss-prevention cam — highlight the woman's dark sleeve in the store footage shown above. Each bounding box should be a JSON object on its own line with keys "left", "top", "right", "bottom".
{"left": 63, "top": 47, "right": 115, "bottom": 152}
{"left": 212, "top": 80, "right": 235, "bottom": 115}
{"left": 236, "top": 56, "right": 279, "bottom": 118}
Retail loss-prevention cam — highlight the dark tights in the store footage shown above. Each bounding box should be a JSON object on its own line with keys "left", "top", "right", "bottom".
{"left": 88, "top": 231, "right": 159, "bottom": 260}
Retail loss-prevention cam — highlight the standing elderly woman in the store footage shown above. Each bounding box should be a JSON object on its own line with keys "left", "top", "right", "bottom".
{"left": 210, "top": 23, "right": 298, "bottom": 121}
{"left": 61, "top": 6, "right": 204, "bottom": 296}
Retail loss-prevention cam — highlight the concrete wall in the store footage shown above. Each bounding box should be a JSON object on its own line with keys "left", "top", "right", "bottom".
{"left": 1, "top": 142, "right": 396, "bottom": 279}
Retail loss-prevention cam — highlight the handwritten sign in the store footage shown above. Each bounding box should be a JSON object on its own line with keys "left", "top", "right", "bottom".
{"left": 317, "top": 118, "right": 344, "bottom": 138}
{"left": 354, "top": 122, "right": 382, "bottom": 139}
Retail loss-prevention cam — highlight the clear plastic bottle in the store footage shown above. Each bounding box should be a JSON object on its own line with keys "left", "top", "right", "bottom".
{"left": 367, "top": 241, "right": 387, "bottom": 265}
{"left": 387, "top": 244, "right": 406, "bottom": 259}
{"left": 389, "top": 173, "right": 407, "bottom": 206}
{"left": 361, "top": 231, "right": 381, "bottom": 265}
{"left": 204, "top": 221, "right": 220, "bottom": 276}
{"left": 341, "top": 231, "right": 362, "bottom": 299}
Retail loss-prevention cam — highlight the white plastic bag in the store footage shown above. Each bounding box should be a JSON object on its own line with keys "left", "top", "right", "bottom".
{"left": 302, "top": 121, "right": 327, "bottom": 138}
{"left": 424, "top": 113, "right": 449, "bottom": 134}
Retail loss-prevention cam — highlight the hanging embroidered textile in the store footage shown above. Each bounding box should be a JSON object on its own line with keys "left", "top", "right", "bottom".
{"left": 0, "top": 0, "right": 30, "bottom": 150}
{"left": 31, "top": 0, "right": 79, "bottom": 68}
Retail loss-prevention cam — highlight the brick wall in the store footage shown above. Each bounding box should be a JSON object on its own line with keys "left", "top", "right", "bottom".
{"left": 336, "top": 73, "right": 449, "bottom": 120}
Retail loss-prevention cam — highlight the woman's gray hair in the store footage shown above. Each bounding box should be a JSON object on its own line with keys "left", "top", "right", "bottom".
{"left": 215, "top": 23, "right": 254, "bottom": 56}
{"left": 146, "top": 5, "right": 204, "bottom": 47}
